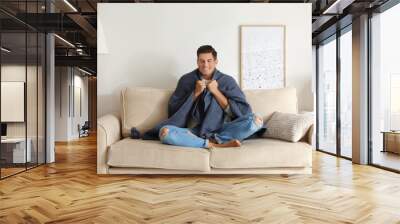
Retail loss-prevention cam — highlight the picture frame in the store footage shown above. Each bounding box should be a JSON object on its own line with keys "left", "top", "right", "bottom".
{"left": 240, "top": 25, "right": 286, "bottom": 89}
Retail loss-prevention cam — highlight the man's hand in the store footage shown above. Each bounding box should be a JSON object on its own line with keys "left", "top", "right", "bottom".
{"left": 207, "top": 80, "right": 219, "bottom": 94}
{"left": 194, "top": 80, "right": 206, "bottom": 99}
{"left": 207, "top": 80, "right": 229, "bottom": 110}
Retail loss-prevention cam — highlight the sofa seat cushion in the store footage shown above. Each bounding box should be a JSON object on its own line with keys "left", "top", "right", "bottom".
{"left": 108, "top": 138, "right": 210, "bottom": 172}
{"left": 210, "top": 139, "right": 312, "bottom": 169}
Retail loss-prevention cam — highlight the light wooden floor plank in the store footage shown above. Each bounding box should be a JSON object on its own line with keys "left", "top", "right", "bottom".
{"left": 1, "top": 135, "right": 400, "bottom": 223}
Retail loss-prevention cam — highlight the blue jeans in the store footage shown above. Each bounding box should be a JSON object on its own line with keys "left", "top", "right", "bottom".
{"left": 159, "top": 113, "right": 263, "bottom": 149}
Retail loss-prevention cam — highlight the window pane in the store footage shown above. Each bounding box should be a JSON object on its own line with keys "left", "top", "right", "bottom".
{"left": 318, "top": 37, "right": 337, "bottom": 154}
{"left": 340, "top": 29, "right": 352, "bottom": 158}
{"left": 371, "top": 3, "right": 400, "bottom": 171}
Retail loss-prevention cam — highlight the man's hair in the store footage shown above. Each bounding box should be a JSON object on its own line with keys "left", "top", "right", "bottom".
{"left": 197, "top": 45, "right": 217, "bottom": 59}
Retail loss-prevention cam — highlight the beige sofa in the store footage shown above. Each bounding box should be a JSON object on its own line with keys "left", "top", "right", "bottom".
{"left": 97, "top": 87, "right": 313, "bottom": 175}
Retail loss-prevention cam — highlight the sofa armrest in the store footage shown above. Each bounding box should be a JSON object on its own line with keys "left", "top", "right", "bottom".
{"left": 301, "top": 124, "right": 314, "bottom": 146}
{"left": 97, "top": 114, "right": 121, "bottom": 174}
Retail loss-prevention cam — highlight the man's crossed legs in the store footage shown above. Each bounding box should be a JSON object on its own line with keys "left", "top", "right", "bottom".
{"left": 158, "top": 113, "right": 264, "bottom": 149}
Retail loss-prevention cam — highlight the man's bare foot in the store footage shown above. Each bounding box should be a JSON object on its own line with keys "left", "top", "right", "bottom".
{"left": 207, "top": 139, "right": 241, "bottom": 149}
{"left": 209, "top": 138, "right": 218, "bottom": 144}
{"left": 255, "top": 115, "right": 263, "bottom": 126}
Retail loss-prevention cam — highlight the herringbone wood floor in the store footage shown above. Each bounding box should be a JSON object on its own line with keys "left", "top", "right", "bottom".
{"left": 1, "top": 135, "right": 400, "bottom": 224}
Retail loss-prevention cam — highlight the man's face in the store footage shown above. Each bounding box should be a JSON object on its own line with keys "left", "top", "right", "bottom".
{"left": 197, "top": 53, "right": 218, "bottom": 77}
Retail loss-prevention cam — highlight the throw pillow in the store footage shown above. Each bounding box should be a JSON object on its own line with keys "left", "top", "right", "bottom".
{"left": 262, "top": 112, "right": 313, "bottom": 142}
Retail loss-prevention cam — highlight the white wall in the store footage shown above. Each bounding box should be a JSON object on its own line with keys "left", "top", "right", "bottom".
{"left": 55, "top": 67, "right": 69, "bottom": 141}
{"left": 55, "top": 67, "right": 89, "bottom": 141}
{"left": 98, "top": 3, "right": 312, "bottom": 117}
{"left": 72, "top": 73, "right": 89, "bottom": 138}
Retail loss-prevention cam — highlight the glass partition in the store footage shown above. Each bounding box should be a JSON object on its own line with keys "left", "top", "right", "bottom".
{"left": 27, "top": 30, "right": 38, "bottom": 169}
{"left": 38, "top": 32, "right": 45, "bottom": 165}
{"left": 0, "top": 2, "right": 46, "bottom": 179}
{"left": 1, "top": 31, "right": 28, "bottom": 177}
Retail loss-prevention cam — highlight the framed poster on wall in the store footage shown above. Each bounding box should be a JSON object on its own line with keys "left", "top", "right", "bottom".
{"left": 240, "top": 25, "right": 286, "bottom": 89}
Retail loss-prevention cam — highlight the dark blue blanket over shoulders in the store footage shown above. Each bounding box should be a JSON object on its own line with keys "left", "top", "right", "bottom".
{"left": 142, "top": 69, "right": 253, "bottom": 140}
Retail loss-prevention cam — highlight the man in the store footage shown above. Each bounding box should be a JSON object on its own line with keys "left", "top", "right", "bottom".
{"left": 142, "top": 45, "right": 264, "bottom": 149}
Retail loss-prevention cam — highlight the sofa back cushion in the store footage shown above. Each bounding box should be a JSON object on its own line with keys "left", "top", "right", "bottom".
{"left": 121, "top": 87, "right": 298, "bottom": 137}
{"left": 121, "top": 87, "right": 173, "bottom": 137}
{"left": 244, "top": 87, "right": 298, "bottom": 121}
